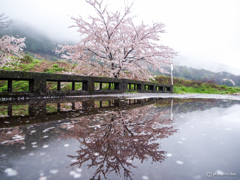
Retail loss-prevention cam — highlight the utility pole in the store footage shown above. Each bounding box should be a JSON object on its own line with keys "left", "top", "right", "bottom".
{"left": 171, "top": 64, "right": 173, "bottom": 85}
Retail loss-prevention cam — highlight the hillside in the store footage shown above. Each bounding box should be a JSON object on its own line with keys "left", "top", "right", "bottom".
{"left": 154, "top": 65, "right": 240, "bottom": 87}
{"left": 155, "top": 75, "right": 240, "bottom": 94}
{"left": 0, "top": 23, "right": 74, "bottom": 58}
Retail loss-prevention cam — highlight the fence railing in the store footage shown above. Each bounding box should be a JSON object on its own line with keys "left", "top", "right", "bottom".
{"left": 0, "top": 70, "right": 173, "bottom": 99}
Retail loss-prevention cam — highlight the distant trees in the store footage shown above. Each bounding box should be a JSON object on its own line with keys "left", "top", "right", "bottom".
{"left": 157, "top": 65, "right": 240, "bottom": 86}
{"left": 0, "top": 13, "right": 13, "bottom": 31}
{"left": 0, "top": 13, "right": 25, "bottom": 67}
{"left": 221, "top": 79, "right": 234, "bottom": 87}
{"left": 57, "top": 0, "right": 176, "bottom": 80}
{"left": 0, "top": 25, "right": 57, "bottom": 56}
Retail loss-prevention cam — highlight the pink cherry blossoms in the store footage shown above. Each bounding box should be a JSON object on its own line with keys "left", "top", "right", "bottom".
{"left": 0, "top": 35, "right": 26, "bottom": 67}
{"left": 56, "top": 0, "right": 177, "bottom": 80}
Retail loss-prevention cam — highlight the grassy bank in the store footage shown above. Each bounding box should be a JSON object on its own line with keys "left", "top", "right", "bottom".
{"left": 0, "top": 55, "right": 73, "bottom": 91}
{"left": 155, "top": 75, "right": 240, "bottom": 94}
{"left": 2, "top": 55, "right": 71, "bottom": 73}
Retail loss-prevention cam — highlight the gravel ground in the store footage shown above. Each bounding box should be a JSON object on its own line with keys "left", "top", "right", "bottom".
{"left": 67, "top": 93, "right": 240, "bottom": 100}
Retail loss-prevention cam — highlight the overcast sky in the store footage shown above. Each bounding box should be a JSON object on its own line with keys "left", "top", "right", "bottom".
{"left": 1, "top": 0, "right": 240, "bottom": 74}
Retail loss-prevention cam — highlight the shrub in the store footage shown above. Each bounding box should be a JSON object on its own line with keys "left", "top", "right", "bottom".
{"left": 21, "top": 55, "right": 33, "bottom": 63}
{"left": 52, "top": 64, "right": 59, "bottom": 68}
{"left": 3, "top": 67, "right": 11, "bottom": 70}
{"left": 223, "top": 80, "right": 234, "bottom": 87}
{"left": 43, "top": 68, "right": 50, "bottom": 72}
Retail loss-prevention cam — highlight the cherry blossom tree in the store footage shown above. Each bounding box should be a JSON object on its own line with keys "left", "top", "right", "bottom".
{"left": 57, "top": 0, "right": 177, "bottom": 80}
{"left": 0, "top": 35, "right": 26, "bottom": 67}
{"left": 0, "top": 13, "right": 26, "bottom": 68}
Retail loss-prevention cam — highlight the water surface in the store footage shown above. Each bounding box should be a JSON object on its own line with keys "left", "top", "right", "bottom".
{"left": 0, "top": 97, "right": 239, "bottom": 180}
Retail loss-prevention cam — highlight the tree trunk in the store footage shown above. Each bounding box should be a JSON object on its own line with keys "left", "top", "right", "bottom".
{"left": 112, "top": 62, "right": 118, "bottom": 78}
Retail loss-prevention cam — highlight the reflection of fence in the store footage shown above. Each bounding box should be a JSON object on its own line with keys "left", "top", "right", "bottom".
{"left": 0, "top": 70, "right": 173, "bottom": 99}
{"left": 0, "top": 97, "right": 165, "bottom": 128}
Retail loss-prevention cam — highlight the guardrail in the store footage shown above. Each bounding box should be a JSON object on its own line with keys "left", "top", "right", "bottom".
{"left": 0, "top": 70, "right": 173, "bottom": 99}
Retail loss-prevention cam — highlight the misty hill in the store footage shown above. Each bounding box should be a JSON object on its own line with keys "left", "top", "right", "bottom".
{"left": 155, "top": 65, "right": 240, "bottom": 87}
{"left": 175, "top": 56, "right": 240, "bottom": 76}
{"left": 0, "top": 22, "right": 74, "bottom": 56}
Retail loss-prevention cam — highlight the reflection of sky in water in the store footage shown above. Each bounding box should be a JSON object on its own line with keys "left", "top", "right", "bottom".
{"left": 152, "top": 104, "right": 240, "bottom": 180}
{"left": 0, "top": 99, "right": 239, "bottom": 180}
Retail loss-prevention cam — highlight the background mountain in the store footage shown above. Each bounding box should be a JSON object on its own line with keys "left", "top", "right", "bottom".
{"left": 174, "top": 56, "right": 240, "bottom": 75}
{"left": 0, "top": 22, "right": 74, "bottom": 57}
{"left": 154, "top": 65, "right": 240, "bottom": 87}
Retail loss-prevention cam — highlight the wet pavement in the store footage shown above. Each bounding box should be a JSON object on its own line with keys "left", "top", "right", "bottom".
{"left": 0, "top": 96, "right": 239, "bottom": 180}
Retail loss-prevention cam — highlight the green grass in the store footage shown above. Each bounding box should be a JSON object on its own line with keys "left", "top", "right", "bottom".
{"left": 0, "top": 80, "right": 29, "bottom": 92}
{"left": 155, "top": 75, "right": 240, "bottom": 94}
{"left": 173, "top": 86, "right": 240, "bottom": 94}
{"left": 46, "top": 81, "right": 82, "bottom": 91}
{"left": 0, "top": 106, "right": 8, "bottom": 117}
{"left": 12, "top": 105, "right": 29, "bottom": 116}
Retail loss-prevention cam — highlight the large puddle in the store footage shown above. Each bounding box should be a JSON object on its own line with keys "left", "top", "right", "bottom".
{"left": 0, "top": 97, "right": 239, "bottom": 180}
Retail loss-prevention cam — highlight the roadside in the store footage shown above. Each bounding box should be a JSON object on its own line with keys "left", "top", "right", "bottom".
{"left": 155, "top": 75, "right": 240, "bottom": 94}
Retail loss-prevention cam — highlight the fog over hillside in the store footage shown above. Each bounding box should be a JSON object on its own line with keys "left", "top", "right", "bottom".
{"left": 174, "top": 56, "right": 240, "bottom": 76}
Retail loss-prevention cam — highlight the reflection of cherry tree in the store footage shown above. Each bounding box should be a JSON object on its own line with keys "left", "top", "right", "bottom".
{"left": 0, "top": 127, "right": 25, "bottom": 146}
{"left": 60, "top": 104, "right": 178, "bottom": 180}
{"left": 74, "top": 102, "right": 82, "bottom": 109}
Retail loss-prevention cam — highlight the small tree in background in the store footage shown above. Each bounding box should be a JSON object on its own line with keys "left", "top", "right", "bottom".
{"left": 223, "top": 79, "right": 234, "bottom": 87}
{"left": 0, "top": 13, "right": 26, "bottom": 68}
{"left": 0, "top": 13, "right": 13, "bottom": 31}
{"left": 57, "top": 0, "right": 177, "bottom": 80}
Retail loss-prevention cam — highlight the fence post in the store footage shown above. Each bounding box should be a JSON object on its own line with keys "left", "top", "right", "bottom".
{"left": 115, "top": 82, "right": 119, "bottom": 90}
{"left": 72, "top": 102, "right": 75, "bottom": 110}
{"left": 170, "top": 85, "right": 173, "bottom": 93}
{"left": 33, "top": 77, "right": 46, "bottom": 94}
{"left": 8, "top": 80, "right": 12, "bottom": 92}
{"left": 122, "top": 79, "right": 128, "bottom": 93}
{"left": 72, "top": 82, "right": 75, "bottom": 91}
{"left": 87, "top": 79, "right": 94, "bottom": 94}
{"left": 153, "top": 84, "right": 156, "bottom": 93}
{"left": 8, "top": 105, "right": 12, "bottom": 117}
{"left": 57, "top": 81, "right": 61, "bottom": 91}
